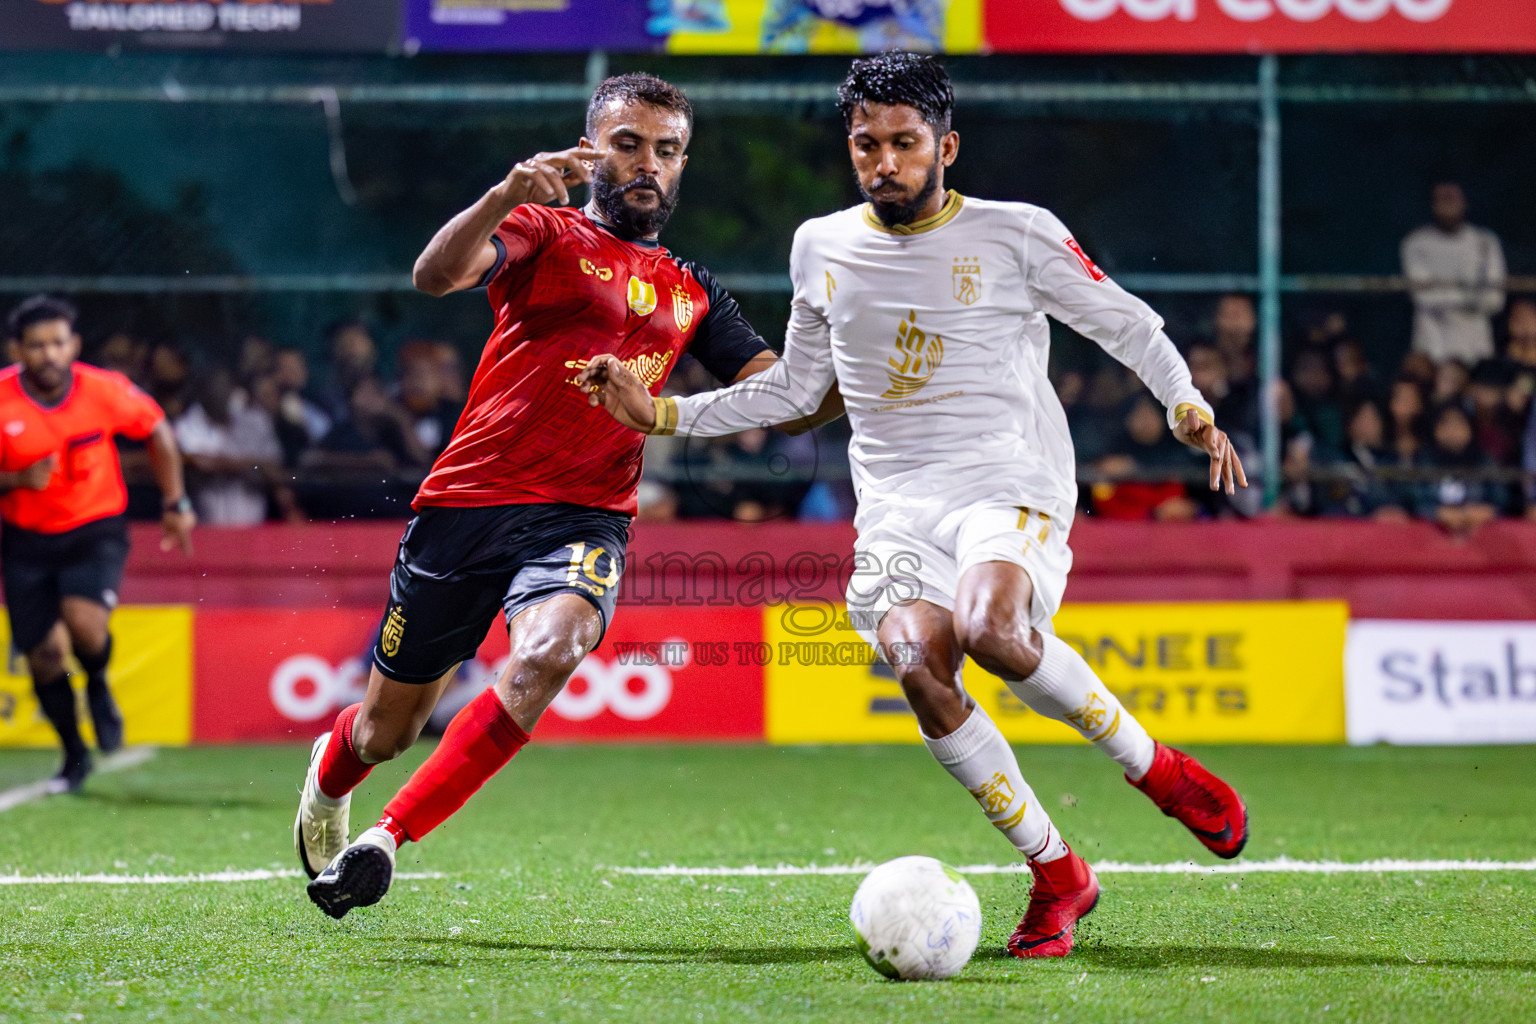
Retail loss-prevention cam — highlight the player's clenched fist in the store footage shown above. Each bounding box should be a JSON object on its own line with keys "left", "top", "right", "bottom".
{"left": 576, "top": 354, "right": 658, "bottom": 433}
{"left": 505, "top": 146, "right": 604, "bottom": 208}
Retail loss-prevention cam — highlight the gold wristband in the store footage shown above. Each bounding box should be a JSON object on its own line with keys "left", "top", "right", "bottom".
{"left": 1173, "top": 402, "right": 1214, "bottom": 427}
{"left": 650, "top": 396, "right": 679, "bottom": 436}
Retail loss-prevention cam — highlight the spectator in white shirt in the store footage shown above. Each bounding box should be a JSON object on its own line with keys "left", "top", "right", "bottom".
{"left": 1401, "top": 182, "right": 1506, "bottom": 364}
{"left": 174, "top": 368, "right": 297, "bottom": 526}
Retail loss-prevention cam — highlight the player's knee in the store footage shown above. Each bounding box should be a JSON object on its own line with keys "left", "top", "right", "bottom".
{"left": 954, "top": 607, "right": 1039, "bottom": 679}
{"left": 27, "top": 638, "right": 68, "bottom": 680}
{"left": 504, "top": 630, "right": 589, "bottom": 693}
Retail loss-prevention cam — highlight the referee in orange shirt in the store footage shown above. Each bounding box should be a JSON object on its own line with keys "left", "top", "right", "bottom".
{"left": 1, "top": 296, "right": 195, "bottom": 791}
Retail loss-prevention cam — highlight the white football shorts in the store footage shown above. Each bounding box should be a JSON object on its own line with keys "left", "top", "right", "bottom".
{"left": 844, "top": 497, "right": 1073, "bottom": 655}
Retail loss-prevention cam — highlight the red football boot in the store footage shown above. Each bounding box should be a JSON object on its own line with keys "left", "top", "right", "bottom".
{"left": 1130, "top": 742, "right": 1248, "bottom": 859}
{"left": 1007, "top": 847, "right": 1100, "bottom": 958}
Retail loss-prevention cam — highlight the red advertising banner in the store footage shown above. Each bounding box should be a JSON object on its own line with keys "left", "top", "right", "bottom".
{"left": 192, "top": 606, "right": 764, "bottom": 744}
{"left": 985, "top": 0, "right": 1536, "bottom": 54}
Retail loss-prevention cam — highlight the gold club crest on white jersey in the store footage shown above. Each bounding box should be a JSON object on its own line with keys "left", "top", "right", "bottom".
{"left": 883, "top": 309, "right": 944, "bottom": 400}
{"left": 952, "top": 257, "right": 981, "bottom": 305}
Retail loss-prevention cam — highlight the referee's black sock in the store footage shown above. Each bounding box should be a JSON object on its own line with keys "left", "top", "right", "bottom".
{"left": 33, "top": 673, "right": 90, "bottom": 774}
{"left": 78, "top": 637, "right": 123, "bottom": 754}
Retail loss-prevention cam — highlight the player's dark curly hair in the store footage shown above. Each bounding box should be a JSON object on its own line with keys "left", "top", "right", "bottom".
{"left": 586, "top": 73, "right": 694, "bottom": 141}
{"left": 6, "top": 294, "right": 77, "bottom": 340}
{"left": 838, "top": 52, "right": 954, "bottom": 138}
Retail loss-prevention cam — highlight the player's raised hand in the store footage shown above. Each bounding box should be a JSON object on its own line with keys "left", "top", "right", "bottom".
{"left": 575, "top": 354, "right": 658, "bottom": 433}
{"left": 1172, "top": 407, "right": 1248, "bottom": 495}
{"left": 504, "top": 146, "right": 604, "bottom": 207}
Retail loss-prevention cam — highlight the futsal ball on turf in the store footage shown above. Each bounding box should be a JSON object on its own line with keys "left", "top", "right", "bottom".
{"left": 849, "top": 855, "right": 982, "bottom": 981}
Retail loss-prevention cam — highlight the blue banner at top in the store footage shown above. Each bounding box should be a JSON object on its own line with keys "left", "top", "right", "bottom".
{"left": 404, "top": 0, "right": 659, "bottom": 53}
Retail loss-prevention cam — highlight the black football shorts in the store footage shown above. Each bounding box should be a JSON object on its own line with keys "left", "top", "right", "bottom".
{"left": 1, "top": 515, "right": 130, "bottom": 653}
{"left": 372, "top": 503, "right": 631, "bottom": 685}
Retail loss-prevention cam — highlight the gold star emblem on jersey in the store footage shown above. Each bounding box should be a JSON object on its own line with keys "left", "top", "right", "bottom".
{"left": 670, "top": 283, "right": 694, "bottom": 331}
{"left": 627, "top": 276, "right": 657, "bottom": 316}
{"left": 882, "top": 309, "right": 944, "bottom": 400}
{"left": 952, "top": 257, "right": 981, "bottom": 306}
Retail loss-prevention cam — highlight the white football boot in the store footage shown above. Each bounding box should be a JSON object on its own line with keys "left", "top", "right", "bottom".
{"left": 307, "top": 826, "right": 397, "bottom": 920}
{"left": 294, "top": 732, "right": 350, "bottom": 880}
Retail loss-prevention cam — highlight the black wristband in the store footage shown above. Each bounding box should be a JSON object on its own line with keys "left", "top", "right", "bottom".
{"left": 163, "top": 494, "right": 192, "bottom": 515}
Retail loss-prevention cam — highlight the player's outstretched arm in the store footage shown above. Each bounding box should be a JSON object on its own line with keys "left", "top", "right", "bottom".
{"left": 413, "top": 145, "right": 602, "bottom": 297}
{"left": 146, "top": 420, "right": 195, "bottom": 555}
{"left": 1172, "top": 407, "right": 1248, "bottom": 495}
{"left": 729, "top": 351, "right": 846, "bottom": 436}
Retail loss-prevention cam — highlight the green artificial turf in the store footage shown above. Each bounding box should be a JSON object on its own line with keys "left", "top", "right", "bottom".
{"left": 1, "top": 743, "right": 1533, "bottom": 1023}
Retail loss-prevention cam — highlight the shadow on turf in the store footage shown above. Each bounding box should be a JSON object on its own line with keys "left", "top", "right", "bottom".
{"left": 381, "top": 937, "right": 1536, "bottom": 975}
{"left": 1064, "top": 943, "right": 1536, "bottom": 973}
{"left": 78, "top": 790, "right": 276, "bottom": 810}
{"left": 412, "top": 937, "right": 862, "bottom": 967}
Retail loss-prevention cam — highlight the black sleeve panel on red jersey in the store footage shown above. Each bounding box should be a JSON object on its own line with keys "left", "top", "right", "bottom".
{"left": 679, "top": 260, "right": 772, "bottom": 384}
{"left": 475, "top": 234, "right": 508, "bottom": 288}
{"left": 482, "top": 204, "right": 561, "bottom": 287}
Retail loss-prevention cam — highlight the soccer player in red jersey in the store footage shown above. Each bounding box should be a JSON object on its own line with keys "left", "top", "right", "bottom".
{"left": 300, "top": 73, "right": 830, "bottom": 917}
{"left": 0, "top": 295, "right": 195, "bottom": 791}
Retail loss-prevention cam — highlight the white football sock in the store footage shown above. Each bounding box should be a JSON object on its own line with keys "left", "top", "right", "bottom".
{"left": 922, "top": 703, "right": 1067, "bottom": 863}
{"left": 1006, "top": 632, "right": 1157, "bottom": 781}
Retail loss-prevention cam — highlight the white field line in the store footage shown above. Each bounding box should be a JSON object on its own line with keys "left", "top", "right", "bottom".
{"left": 606, "top": 857, "right": 1536, "bottom": 878}
{"left": 0, "top": 870, "right": 444, "bottom": 886}
{"left": 0, "top": 746, "right": 158, "bottom": 813}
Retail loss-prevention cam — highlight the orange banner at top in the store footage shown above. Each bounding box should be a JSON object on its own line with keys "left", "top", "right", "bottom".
{"left": 986, "top": 0, "right": 1536, "bottom": 54}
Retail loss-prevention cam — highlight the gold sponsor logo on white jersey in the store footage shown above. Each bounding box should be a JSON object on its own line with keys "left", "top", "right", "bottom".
{"left": 882, "top": 309, "right": 944, "bottom": 400}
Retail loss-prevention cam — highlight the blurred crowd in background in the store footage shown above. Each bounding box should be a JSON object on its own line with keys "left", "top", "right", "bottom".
{"left": 103, "top": 322, "right": 468, "bottom": 525}
{"left": 74, "top": 182, "right": 1531, "bottom": 537}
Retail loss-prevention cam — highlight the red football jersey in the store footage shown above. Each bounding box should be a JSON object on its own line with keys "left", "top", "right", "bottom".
{"left": 415, "top": 204, "right": 768, "bottom": 515}
{"left": 0, "top": 363, "right": 164, "bottom": 533}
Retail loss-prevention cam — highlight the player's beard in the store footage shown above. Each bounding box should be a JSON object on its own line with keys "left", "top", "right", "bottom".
{"left": 591, "top": 164, "right": 680, "bottom": 240}
{"left": 859, "top": 157, "right": 941, "bottom": 228}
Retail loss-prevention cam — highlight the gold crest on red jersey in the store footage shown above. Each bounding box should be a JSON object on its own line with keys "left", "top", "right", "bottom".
{"left": 670, "top": 284, "right": 694, "bottom": 331}
{"left": 627, "top": 276, "right": 657, "bottom": 316}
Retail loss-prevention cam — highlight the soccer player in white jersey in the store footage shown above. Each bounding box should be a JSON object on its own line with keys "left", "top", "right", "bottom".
{"left": 578, "top": 52, "right": 1249, "bottom": 959}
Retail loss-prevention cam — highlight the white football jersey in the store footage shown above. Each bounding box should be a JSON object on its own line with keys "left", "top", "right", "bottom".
{"left": 662, "top": 191, "right": 1210, "bottom": 530}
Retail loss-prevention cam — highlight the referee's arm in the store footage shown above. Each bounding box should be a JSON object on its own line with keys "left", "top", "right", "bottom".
{"left": 146, "top": 419, "right": 195, "bottom": 555}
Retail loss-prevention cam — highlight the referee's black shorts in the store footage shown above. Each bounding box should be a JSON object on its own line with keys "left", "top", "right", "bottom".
{"left": 1, "top": 514, "right": 130, "bottom": 653}
{"left": 373, "top": 503, "right": 631, "bottom": 685}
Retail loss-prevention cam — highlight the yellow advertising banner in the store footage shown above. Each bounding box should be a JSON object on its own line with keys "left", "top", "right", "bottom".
{"left": 0, "top": 606, "right": 193, "bottom": 748}
{"left": 665, "top": 0, "right": 982, "bottom": 55}
{"left": 765, "top": 601, "right": 1347, "bottom": 745}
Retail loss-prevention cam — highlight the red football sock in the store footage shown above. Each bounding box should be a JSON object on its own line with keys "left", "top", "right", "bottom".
{"left": 382, "top": 688, "right": 530, "bottom": 843}
{"left": 316, "top": 703, "right": 373, "bottom": 800}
